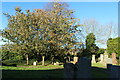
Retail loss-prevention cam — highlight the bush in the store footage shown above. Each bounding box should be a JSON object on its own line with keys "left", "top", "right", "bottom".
{"left": 1, "top": 50, "right": 23, "bottom": 61}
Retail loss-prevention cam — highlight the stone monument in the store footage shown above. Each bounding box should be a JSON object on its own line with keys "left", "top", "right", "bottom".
{"left": 112, "top": 53, "right": 118, "bottom": 65}
{"left": 91, "top": 54, "right": 96, "bottom": 63}
{"left": 100, "top": 54, "right": 104, "bottom": 63}
{"left": 76, "top": 57, "right": 91, "bottom": 79}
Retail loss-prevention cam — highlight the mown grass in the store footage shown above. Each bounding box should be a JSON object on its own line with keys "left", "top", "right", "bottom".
{"left": 1, "top": 63, "right": 110, "bottom": 79}
{"left": 91, "top": 62, "right": 109, "bottom": 78}
{"left": 2, "top": 65, "right": 64, "bottom": 79}
{"left": 2, "top": 65, "right": 63, "bottom": 70}
{"left": 92, "top": 62, "right": 106, "bottom": 68}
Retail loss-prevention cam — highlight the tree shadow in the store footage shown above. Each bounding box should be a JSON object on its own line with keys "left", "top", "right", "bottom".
{"left": 2, "top": 66, "right": 111, "bottom": 80}
{"left": 91, "top": 67, "right": 109, "bottom": 79}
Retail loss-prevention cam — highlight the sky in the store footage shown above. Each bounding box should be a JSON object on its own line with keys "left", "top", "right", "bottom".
{"left": 0, "top": 2, "right": 118, "bottom": 48}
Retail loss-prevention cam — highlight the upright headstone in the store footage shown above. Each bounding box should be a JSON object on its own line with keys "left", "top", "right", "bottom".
{"left": 104, "top": 54, "right": 108, "bottom": 62}
{"left": 107, "top": 65, "right": 120, "bottom": 79}
{"left": 91, "top": 55, "right": 96, "bottom": 63}
{"left": 103, "top": 51, "right": 109, "bottom": 66}
{"left": 54, "top": 61, "right": 59, "bottom": 65}
{"left": 33, "top": 61, "right": 37, "bottom": 66}
{"left": 64, "top": 63, "right": 75, "bottom": 79}
{"left": 76, "top": 57, "right": 91, "bottom": 79}
{"left": 73, "top": 57, "right": 78, "bottom": 64}
{"left": 119, "top": 56, "right": 120, "bottom": 65}
{"left": 100, "top": 54, "right": 104, "bottom": 63}
{"left": 112, "top": 53, "right": 118, "bottom": 65}
{"left": 107, "top": 64, "right": 112, "bottom": 72}
{"left": 107, "top": 58, "right": 112, "bottom": 64}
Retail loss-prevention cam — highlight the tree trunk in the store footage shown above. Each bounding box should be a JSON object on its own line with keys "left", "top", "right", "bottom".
{"left": 26, "top": 54, "right": 29, "bottom": 65}
{"left": 37, "top": 53, "right": 40, "bottom": 62}
{"left": 42, "top": 56, "right": 45, "bottom": 65}
{"left": 68, "top": 56, "right": 71, "bottom": 62}
{"left": 52, "top": 56, "right": 54, "bottom": 65}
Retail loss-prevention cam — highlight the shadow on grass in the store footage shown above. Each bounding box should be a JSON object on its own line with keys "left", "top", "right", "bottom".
{"left": 2, "top": 68, "right": 64, "bottom": 80}
{"left": 91, "top": 67, "right": 109, "bottom": 79}
{"left": 2, "top": 66, "right": 110, "bottom": 80}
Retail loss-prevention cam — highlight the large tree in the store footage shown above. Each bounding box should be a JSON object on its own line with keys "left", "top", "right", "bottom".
{"left": 1, "top": 2, "right": 81, "bottom": 65}
{"left": 1, "top": 7, "right": 51, "bottom": 64}
{"left": 107, "top": 37, "right": 120, "bottom": 57}
{"left": 44, "top": 2, "right": 81, "bottom": 62}
{"left": 82, "top": 19, "right": 118, "bottom": 47}
{"left": 85, "top": 33, "right": 99, "bottom": 59}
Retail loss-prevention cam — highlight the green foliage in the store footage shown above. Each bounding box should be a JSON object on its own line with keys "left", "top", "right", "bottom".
{"left": 107, "top": 37, "right": 120, "bottom": 57}
{"left": 2, "top": 65, "right": 64, "bottom": 70}
{"left": 1, "top": 2, "right": 81, "bottom": 64}
{"left": 85, "top": 33, "right": 99, "bottom": 58}
{"left": 97, "top": 48, "right": 105, "bottom": 54}
{"left": 1, "top": 49, "right": 23, "bottom": 61}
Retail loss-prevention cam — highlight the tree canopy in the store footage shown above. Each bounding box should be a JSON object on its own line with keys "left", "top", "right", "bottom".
{"left": 107, "top": 37, "right": 120, "bottom": 57}
{"left": 1, "top": 2, "right": 82, "bottom": 64}
{"left": 85, "top": 33, "right": 99, "bottom": 58}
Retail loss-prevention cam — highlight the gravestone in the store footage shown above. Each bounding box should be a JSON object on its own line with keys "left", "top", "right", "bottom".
{"left": 54, "top": 62, "right": 59, "bottom": 65}
{"left": 73, "top": 57, "right": 78, "bottom": 64}
{"left": 107, "top": 58, "right": 112, "bottom": 64}
{"left": 107, "top": 64, "right": 120, "bottom": 79}
{"left": 76, "top": 57, "right": 91, "bottom": 79}
{"left": 119, "top": 56, "right": 120, "bottom": 65}
{"left": 54, "top": 63, "right": 57, "bottom": 65}
{"left": 112, "top": 53, "right": 118, "bottom": 65}
{"left": 107, "top": 64, "right": 112, "bottom": 72}
{"left": 104, "top": 51, "right": 108, "bottom": 61}
{"left": 64, "top": 63, "right": 75, "bottom": 79}
{"left": 33, "top": 61, "right": 37, "bottom": 66}
{"left": 103, "top": 51, "right": 109, "bottom": 66}
{"left": 91, "top": 55, "right": 96, "bottom": 63}
{"left": 100, "top": 54, "right": 104, "bottom": 63}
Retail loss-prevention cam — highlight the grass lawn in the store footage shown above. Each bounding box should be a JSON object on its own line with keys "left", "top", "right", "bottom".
{"left": 2, "top": 65, "right": 64, "bottom": 79}
{"left": 1, "top": 63, "right": 110, "bottom": 79}
{"left": 92, "top": 62, "right": 106, "bottom": 68}
{"left": 2, "top": 65, "right": 63, "bottom": 70}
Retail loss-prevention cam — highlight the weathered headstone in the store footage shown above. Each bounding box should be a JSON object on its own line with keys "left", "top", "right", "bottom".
{"left": 64, "top": 63, "right": 75, "bottom": 79}
{"left": 107, "top": 64, "right": 120, "bottom": 79}
{"left": 76, "top": 57, "right": 91, "bottom": 79}
{"left": 103, "top": 51, "right": 109, "bottom": 66}
{"left": 33, "top": 61, "right": 37, "bottom": 66}
{"left": 119, "top": 56, "right": 120, "bottom": 65}
{"left": 54, "top": 62, "right": 59, "bottom": 65}
{"left": 107, "top": 58, "right": 112, "bottom": 64}
{"left": 100, "top": 54, "right": 104, "bottom": 63}
{"left": 73, "top": 57, "right": 78, "bottom": 64}
{"left": 91, "top": 55, "right": 96, "bottom": 63}
{"left": 104, "top": 54, "right": 108, "bottom": 62}
{"left": 107, "top": 64, "right": 112, "bottom": 72}
{"left": 112, "top": 53, "right": 118, "bottom": 65}
{"left": 104, "top": 51, "right": 108, "bottom": 61}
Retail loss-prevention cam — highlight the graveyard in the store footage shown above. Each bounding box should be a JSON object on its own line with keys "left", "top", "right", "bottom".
{"left": 1, "top": 62, "right": 109, "bottom": 79}
{"left": 1, "top": 51, "right": 120, "bottom": 79}
{"left": 1, "top": 1, "right": 120, "bottom": 80}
